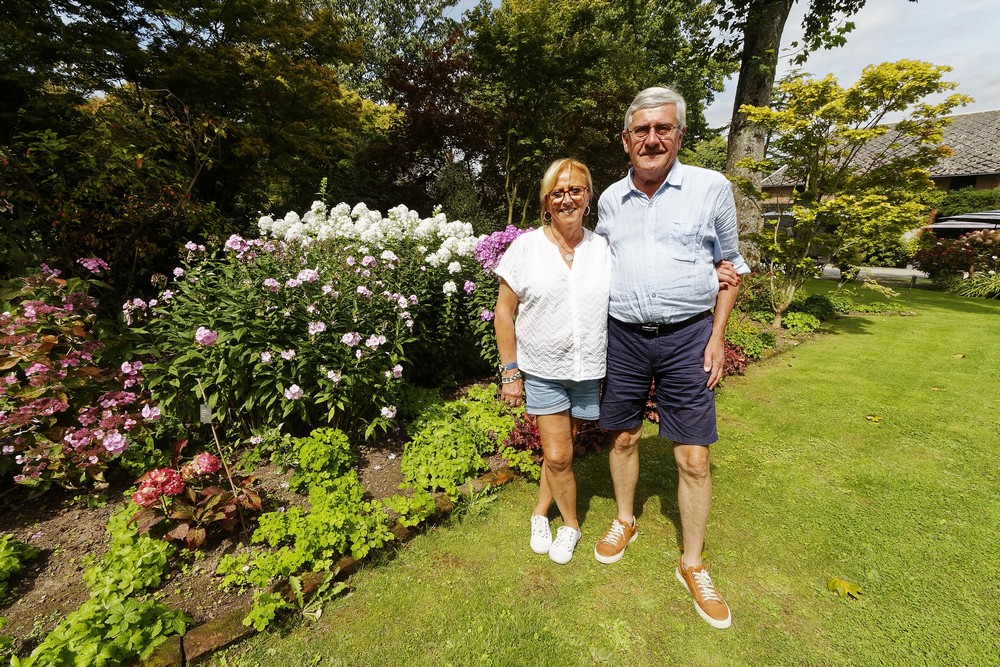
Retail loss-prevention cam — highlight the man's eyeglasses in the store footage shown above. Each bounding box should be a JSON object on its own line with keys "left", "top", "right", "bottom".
{"left": 627, "top": 124, "right": 680, "bottom": 140}
{"left": 548, "top": 186, "right": 588, "bottom": 201}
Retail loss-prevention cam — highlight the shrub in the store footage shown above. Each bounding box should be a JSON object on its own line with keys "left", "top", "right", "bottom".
{"left": 286, "top": 428, "right": 355, "bottom": 494}
{"left": 914, "top": 230, "right": 1000, "bottom": 279}
{"left": 798, "top": 294, "right": 838, "bottom": 321}
{"left": 0, "top": 262, "right": 161, "bottom": 490}
{"left": 937, "top": 186, "right": 1000, "bottom": 218}
{"left": 724, "top": 341, "right": 751, "bottom": 376}
{"left": 725, "top": 320, "right": 775, "bottom": 360}
{"left": 782, "top": 311, "right": 821, "bottom": 333}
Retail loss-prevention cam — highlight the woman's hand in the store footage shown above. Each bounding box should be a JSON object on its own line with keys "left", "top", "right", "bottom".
{"left": 500, "top": 373, "right": 523, "bottom": 407}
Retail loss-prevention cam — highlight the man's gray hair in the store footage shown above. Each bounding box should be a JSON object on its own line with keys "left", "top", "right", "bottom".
{"left": 624, "top": 86, "right": 687, "bottom": 133}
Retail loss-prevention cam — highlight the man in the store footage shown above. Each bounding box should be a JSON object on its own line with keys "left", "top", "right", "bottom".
{"left": 593, "top": 86, "right": 750, "bottom": 630}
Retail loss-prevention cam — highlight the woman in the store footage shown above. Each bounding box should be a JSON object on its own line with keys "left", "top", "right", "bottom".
{"left": 493, "top": 158, "right": 611, "bottom": 564}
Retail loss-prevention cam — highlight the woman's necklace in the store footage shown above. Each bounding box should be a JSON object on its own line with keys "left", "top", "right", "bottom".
{"left": 549, "top": 226, "right": 582, "bottom": 263}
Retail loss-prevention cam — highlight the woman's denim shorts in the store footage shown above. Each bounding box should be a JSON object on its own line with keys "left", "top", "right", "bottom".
{"left": 523, "top": 373, "right": 601, "bottom": 420}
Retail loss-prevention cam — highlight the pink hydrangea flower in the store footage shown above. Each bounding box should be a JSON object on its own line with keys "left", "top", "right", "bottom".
{"left": 77, "top": 257, "right": 110, "bottom": 274}
{"left": 141, "top": 404, "right": 161, "bottom": 421}
{"left": 192, "top": 452, "right": 221, "bottom": 475}
{"left": 102, "top": 431, "right": 128, "bottom": 454}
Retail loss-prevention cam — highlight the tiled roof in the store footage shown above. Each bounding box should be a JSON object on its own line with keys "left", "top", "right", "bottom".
{"left": 761, "top": 109, "right": 1000, "bottom": 187}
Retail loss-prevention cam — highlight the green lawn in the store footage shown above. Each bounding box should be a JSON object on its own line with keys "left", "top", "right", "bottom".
{"left": 219, "top": 286, "right": 1000, "bottom": 667}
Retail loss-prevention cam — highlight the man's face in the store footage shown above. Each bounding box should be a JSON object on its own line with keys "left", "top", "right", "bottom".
{"left": 622, "top": 104, "right": 686, "bottom": 183}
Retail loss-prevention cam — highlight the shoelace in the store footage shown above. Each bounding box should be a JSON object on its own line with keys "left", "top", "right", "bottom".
{"left": 552, "top": 527, "right": 578, "bottom": 548}
{"left": 531, "top": 517, "right": 549, "bottom": 538}
{"left": 691, "top": 568, "right": 722, "bottom": 602}
{"left": 599, "top": 519, "right": 627, "bottom": 545}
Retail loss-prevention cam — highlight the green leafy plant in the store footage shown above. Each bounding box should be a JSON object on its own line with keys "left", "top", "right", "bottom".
{"left": 400, "top": 384, "right": 514, "bottom": 499}
{"left": 0, "top": 535, "right": 39, "bottom": 601}
{"left": 13, "top": 506, "right": 187, "bottom": 666}
{"left": 286, "top": 428, "right": 355, "bottom": 494}
{"left": 781, "top": 311, "right": 821, "bottom": 334}
{"left": 954, "top": 271, "right": 1000, "bottom": 299}
{"left": 383, "top": 490, "right": 437, "bottom": 528}
{"left": 797, "top": 294, "right": 838, "bottom": 321}
{"left": 725, "top": 320, "right": 776, "bottom": 361}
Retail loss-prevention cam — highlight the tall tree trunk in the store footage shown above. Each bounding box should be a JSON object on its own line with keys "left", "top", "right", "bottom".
{"left": 725, "top": 0, "right": 794, "bottom": 269}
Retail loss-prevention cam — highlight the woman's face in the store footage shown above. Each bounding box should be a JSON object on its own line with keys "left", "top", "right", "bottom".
{"left": 546, "top": 168, "right": 591, "bottom": 227}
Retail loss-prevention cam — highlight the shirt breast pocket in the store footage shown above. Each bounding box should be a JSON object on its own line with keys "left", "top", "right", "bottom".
{"left": 666, "top": 218, "right": 704, "bottom": 262}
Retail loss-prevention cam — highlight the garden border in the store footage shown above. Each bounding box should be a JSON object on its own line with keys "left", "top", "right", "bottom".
{"left": 139, "top": 467, "right": 517, "bottom": 666}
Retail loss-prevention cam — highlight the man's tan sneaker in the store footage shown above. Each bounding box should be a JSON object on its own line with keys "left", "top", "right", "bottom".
{"left": 593, "top": 517, "right": 637, "bottom": 564}
{"left": 675, "top": 559, "right": 732, "bottom": 629}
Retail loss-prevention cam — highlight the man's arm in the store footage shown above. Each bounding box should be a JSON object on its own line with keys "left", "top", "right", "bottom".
{"left": 704, "top": 282, "right": 739, "bottom": 390}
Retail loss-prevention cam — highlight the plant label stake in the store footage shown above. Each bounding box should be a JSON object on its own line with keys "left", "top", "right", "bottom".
{"left": 199, "top": 402, "right": 212, "bottom": 424}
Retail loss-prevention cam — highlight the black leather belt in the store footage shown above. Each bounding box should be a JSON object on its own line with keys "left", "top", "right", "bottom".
{"left": 613, "top": 311, "right": 711, "bottom": 336}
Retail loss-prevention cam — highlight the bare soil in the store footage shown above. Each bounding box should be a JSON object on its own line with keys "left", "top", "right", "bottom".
{"left": 0, "top": 435, "right": 412, "bottom": 658}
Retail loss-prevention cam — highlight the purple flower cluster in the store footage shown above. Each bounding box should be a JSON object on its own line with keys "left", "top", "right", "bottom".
{"left": 474, "top": 225, "right": 534, "bottom": 271}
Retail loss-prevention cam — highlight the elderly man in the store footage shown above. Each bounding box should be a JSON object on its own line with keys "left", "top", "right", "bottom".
{"left": 593, "top": 86, "right": 750, "bottom": 630}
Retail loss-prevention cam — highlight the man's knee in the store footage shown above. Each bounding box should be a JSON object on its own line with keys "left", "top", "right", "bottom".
{"left": 611, "top": 428, "right": 642, "bottom": 454}
{"left": 675, "top": 445, "right": 711, "bottom": 481}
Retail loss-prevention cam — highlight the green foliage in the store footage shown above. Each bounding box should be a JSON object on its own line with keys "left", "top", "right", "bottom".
{"left": 739, "top": 60, "right": 971, "bottom": 317}
{"left": 287, "top": 428, "right": 356, "bottom": 494}
{"left": 467, "top": 0, "right": 728, "bottom": 226}
{"left": 914, "top": 230, "right": 1000, "bottom": 279}
{"left": 401, "top": 384, "right": 514, "bottom": 499}
{"left": 383, "top": 490, "right": 437, "bottom": 528}
{"left": 498, "top": 445, "right": 541, "bottom": 480}
{"left": 954, "top": 272, "right": 1000, "bottom": 299}
{"left": 937, "top": 187, "right": 1000, "bottom": 218}
{"left": 15, "top": 505, "right": 187, "bottom": 666}
{"left": 0, "top": 535, "right": 39, "bottom": 600}
{"left": 217, "top": 472, "right": 394, "bottom": 590}
{"left": 395, "top": 384, "right": 444, "bottom": 420}
{"left": 724, "top": 320, "right": 775, "bottom": 360}
{"left": 243, "top": 592, "right": 291, "bottom": 632}
{"left": 781, "top": 311, "right": 821, "bottom": 334}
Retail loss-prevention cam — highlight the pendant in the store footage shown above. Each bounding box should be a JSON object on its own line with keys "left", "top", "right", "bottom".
{"left": 565, "top": 253, "right": 574, "bottom": 262}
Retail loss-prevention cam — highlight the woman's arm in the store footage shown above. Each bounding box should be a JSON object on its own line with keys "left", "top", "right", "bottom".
{"left": 494, "top": 279, "right": 524, "bottom": 406}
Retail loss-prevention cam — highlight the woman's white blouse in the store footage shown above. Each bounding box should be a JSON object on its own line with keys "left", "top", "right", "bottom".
{"left": 494, "top": 228, "right": 610, "bottom": 381}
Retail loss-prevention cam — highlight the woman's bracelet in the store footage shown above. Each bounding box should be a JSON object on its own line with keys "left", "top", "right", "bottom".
{"left": 498, "top": 361, "right": 518, "bottom": 372}
{"left": 500, "top": 371, "right": 523, "bottom": 384}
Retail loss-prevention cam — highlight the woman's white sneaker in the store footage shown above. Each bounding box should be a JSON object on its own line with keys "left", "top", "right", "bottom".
{"left": 548, "top": 526, "right": 581, "bottom": 564}
{"left": 530, "top": 515, "right": 552, "bottom": 554}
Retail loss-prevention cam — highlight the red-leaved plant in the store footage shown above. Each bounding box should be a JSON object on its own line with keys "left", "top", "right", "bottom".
{"left": 130, "top": 449, "right": 261, "bottom": 550}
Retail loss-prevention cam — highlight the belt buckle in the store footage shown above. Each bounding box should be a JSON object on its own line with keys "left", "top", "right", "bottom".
{"left": 639, "top": 324, "right": 659, "bottom": 334}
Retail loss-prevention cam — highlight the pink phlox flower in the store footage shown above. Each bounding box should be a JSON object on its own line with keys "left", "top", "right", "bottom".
{"left": 392, "top": 364, "right": 403, "bottom": 378}
{"left": 184, "top": 241, "right": 199, "bottom": 251}
{"left": 173, "top": 267, "right": 185, "bottom": 278}
{"left": 327, "top": 370, "right": 342, "bottom": 384}
{"left": 284, "top": 384, "right": 304, "bottom": 400}
{"left": 362, "top": 269, "right": 371, "bottom": 278}
{"left": 480, "top": 309, "right": 495, "bottom": 321}
{"left": 380, "top": 250, "right": 398, "bottom": 262}
{"left": 365, "top": 334, "right": 387, "bottom": 349}
{"left": 195, "top": 327, "right": 219, "bottom": 346}
{"left": 260, "top": 351, "right": 273, "bottom": 364}
{"left": 342, "top": 332, "right": 361, "bottom": 346}
{"left": 356, "top": 286, "right": 372, "bottom": 298}
{"left": 381, "top": 406, "right": 397, "bottom": 419}
{"left": 322, "top": 285, "right": 336, "bottom": 296}
{"left": 361, "top": 255, "right": 377, "bottom": 267}
{"left": 263, "top": 278, "right": 281, "bottom": 292}
{"left": 285, "top": 278, "right": 302, "bottom": 288}
{"left": 346, "top": 256, "right": 356, "bottom": 266}
{"left": 280, "top": 349, "right": 296, "bottom": 360}
{"left": 409, "top": 294, "right": 419, "bottom": 305}
{"left": 464, "top": 280, "right": 477, "bottom": 294}
{"left": 297, "top": 268, "right": 319, "bottom": 283}
{"left": 224, "top": 234, "right": 249, "bottom": 253}
{"left": 308, "top": 321, "right": 327, "bottom": 335}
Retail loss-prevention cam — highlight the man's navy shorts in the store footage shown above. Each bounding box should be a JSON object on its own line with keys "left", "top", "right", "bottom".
{"left": 598, "top": 313, "right": 718, "bottom": 446}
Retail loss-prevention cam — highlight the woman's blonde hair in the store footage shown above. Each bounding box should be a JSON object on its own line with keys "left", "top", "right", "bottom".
{"left": 538, "top": 158, "right": 594, "bottom": 224}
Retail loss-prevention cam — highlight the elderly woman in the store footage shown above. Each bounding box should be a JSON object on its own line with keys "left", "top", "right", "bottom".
{"left": 493, "top": 158, "right": 611, "bottom": 564}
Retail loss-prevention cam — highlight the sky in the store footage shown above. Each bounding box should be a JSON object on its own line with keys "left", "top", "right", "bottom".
{"left": 449, "top": 0, "right": 1000, "bottom": 130}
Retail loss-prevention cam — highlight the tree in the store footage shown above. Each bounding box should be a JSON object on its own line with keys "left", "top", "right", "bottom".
{"left": 716, "top": 0, "right": 918, "bottom": 265}
{"left": 737, "top": 60, "right": 971, "bottom": 324}
{"left": 467, "top": 0, "right": 728, "bottom": 228}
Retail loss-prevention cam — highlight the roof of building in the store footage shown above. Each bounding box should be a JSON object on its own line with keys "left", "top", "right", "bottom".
{"left": 762, "top": 109, "right": 1000, "bottom": 188}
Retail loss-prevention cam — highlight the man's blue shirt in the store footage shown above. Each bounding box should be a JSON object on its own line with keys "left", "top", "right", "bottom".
{"left": 595, "top": 160, "right": 751, "bottom": 325}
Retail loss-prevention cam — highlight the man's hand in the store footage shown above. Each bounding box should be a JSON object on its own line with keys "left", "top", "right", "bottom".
{"left": 703, "top": 334, "right": 726, "bottom": 390}
{"left": 715, "top": 260, "right": 740, "bottom": 290}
